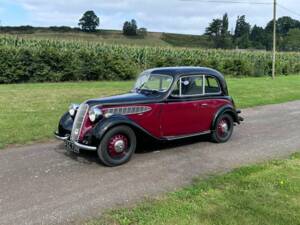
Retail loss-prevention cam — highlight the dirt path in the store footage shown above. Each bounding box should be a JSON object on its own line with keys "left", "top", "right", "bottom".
{"left": 1, "top": 101, "right": 300, "bottom": 225}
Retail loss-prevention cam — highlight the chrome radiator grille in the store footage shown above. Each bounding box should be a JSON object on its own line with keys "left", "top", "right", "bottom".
{"left": 71, "top": 103, "right": 89, "bottom": 141}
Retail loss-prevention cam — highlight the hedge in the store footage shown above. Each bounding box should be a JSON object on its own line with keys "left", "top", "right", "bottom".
{"left": 0, "top": 36, "right": 299, "bottom": 84}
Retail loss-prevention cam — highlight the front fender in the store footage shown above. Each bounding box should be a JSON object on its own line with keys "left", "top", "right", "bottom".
{"left": 91, "top": 115, "right": 158, "bottom": 146}
{"left": 57, "top": 112, "right": 74, "bottom": 137}
{"left": 212, "top": 104, "right": 239, "bottom": 130}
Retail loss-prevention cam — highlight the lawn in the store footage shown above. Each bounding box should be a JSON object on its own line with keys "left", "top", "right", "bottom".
{"left": 87, "top": 152, "right": 300, "bottom": 225}
{"left": 0, "top": 75, "right": 300, "bottom": 149}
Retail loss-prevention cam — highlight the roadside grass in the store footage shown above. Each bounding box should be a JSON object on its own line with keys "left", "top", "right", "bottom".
{"left": 0, "top": 75, "right": 300, "bottom": 149}
{"left": 86, "top": 152, "right": 300, "bottom": 225}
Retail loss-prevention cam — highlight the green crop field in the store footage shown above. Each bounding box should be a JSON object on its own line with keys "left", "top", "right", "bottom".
{"left": 0, "top": 75, "right": 300, "bottom": 149}
{"left": 0, "top": 29, "right": 211, "bottom": 48}
{"left": 0, "top": 35, "right": 300, "bottom": 84}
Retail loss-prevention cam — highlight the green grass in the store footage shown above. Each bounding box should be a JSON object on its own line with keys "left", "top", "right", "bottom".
{"left": 87, "top": 152, "right": 300, "bottom": 225}
{"left": 0, "top": 75, "right": 300, "bottom": 149}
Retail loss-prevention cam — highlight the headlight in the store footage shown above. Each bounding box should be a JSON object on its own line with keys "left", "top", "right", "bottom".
{"left": 89, "top": 106, "right": 103, "bottom": 123}
{"left": 69, "top": 103, "right": 79, "bottom": 117}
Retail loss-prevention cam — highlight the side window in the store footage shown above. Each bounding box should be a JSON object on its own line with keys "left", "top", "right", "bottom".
{"left": 205, "top": 76, "right": 221, "bottom": 94}
{"left": 171, "top": 75, "right": 204, "bottom": 97}
{"left": 181, "top": 75, "right": 204, "bottom": 96}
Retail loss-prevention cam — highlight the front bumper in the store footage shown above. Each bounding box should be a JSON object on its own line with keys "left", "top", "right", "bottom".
{"left": 54, "top": 132, "right": 97, "bottom": 151}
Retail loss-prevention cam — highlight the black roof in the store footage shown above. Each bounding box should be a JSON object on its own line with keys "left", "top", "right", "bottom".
{"left": 145, "top": 67, "right": 228, "bottom": 95}
{"left": 146, "top": 67, "right": 224, "bottom": 80}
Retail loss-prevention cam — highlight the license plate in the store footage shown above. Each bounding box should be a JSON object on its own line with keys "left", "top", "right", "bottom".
{"left": 64, "top": 140, "right": 80, "bottom": 154}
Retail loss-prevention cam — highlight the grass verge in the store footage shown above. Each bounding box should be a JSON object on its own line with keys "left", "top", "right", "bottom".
{"left": 86, "top": 152, "right": 300, "bottom": 225}
{"left": 0, "top": 75, "right": 300, "bottom": 148}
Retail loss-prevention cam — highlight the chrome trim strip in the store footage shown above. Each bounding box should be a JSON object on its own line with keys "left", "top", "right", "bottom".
{"left": 164, "top": 130, "right": 211, "bottom": 141}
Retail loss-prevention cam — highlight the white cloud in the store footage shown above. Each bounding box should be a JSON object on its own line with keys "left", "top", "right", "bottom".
{"left": 12, "top": 0, "right": 300, "bottom": 34}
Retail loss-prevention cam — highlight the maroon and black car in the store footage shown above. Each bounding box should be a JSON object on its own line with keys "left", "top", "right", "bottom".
{"left": 55, "top": 67, "right": 243, "bottom": 166}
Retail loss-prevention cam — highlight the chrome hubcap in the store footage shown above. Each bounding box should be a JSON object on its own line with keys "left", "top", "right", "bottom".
{"left": 114, "top": 140, "right": 125, "bottom": 153}
{"left": 220, "top": 122, "right": 228, "bottom": 134}
{"left": 108, "top": 134, "right": 129, "bottom": 158}
{"left": 217, "top": 119, "right": 230, "bottom": 137}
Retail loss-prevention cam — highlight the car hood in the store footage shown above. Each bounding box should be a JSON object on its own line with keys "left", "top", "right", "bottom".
{"left": 85, "top": 92, "right": 164, "bottom": 107}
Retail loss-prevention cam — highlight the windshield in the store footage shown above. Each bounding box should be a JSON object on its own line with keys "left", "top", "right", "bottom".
{"left": 134, "top": 72, "right": 173, "bottom": 93}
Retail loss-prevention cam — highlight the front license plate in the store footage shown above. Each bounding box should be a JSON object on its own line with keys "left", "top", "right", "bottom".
{"left": 64, "top": 140, "right": 80, "bottom": 154}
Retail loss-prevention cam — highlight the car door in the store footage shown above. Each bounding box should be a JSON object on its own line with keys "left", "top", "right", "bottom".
{"left": 161, "top": 75, "right": 211, "bottom": 137}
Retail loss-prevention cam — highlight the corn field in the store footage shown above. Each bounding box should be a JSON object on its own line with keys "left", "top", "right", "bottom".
{"left": 0, "top": 36, "right": 299, "bottom": 83}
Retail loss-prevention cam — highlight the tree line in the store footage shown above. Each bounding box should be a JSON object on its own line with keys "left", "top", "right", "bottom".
{"left": 205, "top": 13, "right": 300, "bottom": 51}
{"left": 78, "top": 11, "right": 147, "bottom": 37}
{"left": 1, "top": 10, "right": 299, "bottom": 51}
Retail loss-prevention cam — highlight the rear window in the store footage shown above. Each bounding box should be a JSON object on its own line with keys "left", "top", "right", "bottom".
{"left": 205, "top": 76, "right": 221, "bottom": 94}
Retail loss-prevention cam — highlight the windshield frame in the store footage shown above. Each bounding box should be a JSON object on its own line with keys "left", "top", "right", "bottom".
{"left": 134, "top": 72, "right": 174, "bottom": 93}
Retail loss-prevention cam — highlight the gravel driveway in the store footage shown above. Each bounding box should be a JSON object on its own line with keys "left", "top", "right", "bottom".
{"left": 1, "top": 101, "right": 300, "bottom": 225}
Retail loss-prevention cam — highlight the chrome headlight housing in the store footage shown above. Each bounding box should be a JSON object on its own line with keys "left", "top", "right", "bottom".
{"left": 89, "top": 106, "right": 103, "bottom": 123}
{"left": 69, "top": 103, "right": 79, "bottom": 117}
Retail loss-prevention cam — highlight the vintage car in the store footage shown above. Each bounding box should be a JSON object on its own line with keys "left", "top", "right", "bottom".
{"left": 55, "top": 67, "right": 243, "bottom": 166}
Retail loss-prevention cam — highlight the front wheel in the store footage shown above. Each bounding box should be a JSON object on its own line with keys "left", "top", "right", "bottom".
{"left": 211, "top": 113, "right": 234, "bottom": 143}
{"left": 97, "top": 125, "right": 136, "bottom": 167}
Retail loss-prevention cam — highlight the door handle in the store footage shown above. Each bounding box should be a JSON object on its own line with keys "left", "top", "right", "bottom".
{"left": 200, "top": 103, "right": 208, "bottom": 107}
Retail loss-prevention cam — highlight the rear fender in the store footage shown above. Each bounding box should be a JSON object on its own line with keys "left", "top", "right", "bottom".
{"left": 212, "top": 105, "right": 239, "bottom": 130}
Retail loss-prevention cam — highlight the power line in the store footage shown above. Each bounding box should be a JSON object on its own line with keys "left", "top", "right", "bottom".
{"left": 180, "top": 0, "right": 272, "bottom": 5}
{"left": 277, "top": 3, "right": 300, "bottom": 17}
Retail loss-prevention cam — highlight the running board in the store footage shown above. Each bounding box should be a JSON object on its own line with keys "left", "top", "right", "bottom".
{"left": 163, "top": 130, "right": 211, "bottom": 141}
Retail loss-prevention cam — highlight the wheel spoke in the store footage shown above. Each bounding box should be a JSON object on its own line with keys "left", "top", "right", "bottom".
{"left": 107, "top": 134, "right": 129, "bottom": 159}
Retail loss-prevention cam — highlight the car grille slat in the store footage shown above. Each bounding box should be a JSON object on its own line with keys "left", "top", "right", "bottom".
{"left": 71, "top": 103, "right": 89, "bottom": 141}
{"left": 106, "top": 106, "right": 151, "bottom": 115}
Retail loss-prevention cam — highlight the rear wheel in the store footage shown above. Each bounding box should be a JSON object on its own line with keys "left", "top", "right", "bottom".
{"left": 211, "top": 113, "right": 234, "bottom": 143}
{"left": 97, "top": 125, "right": 136, "bottom": 167}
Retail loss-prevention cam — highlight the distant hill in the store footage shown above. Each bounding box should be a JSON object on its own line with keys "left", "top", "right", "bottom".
{"left": 0, "top": 26, "right": 212, "bottom": 48}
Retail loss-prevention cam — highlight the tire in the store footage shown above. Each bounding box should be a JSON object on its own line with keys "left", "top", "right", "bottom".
{"left": 211, "top": 113, "right": 234, "bottom": 143}
{"left": 97, "top": 125, "right": 136, "bottom": 167}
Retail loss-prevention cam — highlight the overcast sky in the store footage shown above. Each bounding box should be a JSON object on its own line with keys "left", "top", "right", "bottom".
{"left": 0, "top": 0, "right": 299, "bottom": 34}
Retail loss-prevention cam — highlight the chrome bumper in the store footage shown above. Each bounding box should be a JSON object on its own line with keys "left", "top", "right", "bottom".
{"left": 54, "top": 132, "right": 97, "bottom": 151}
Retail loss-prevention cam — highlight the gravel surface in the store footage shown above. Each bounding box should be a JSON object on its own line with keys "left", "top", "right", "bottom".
{"left": 1, "top": 101, "right": 300, "bottom": 225}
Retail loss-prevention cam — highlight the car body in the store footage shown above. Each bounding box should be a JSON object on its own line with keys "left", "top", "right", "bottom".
{"left": 55, "top": 67, "right": 243, "bottom": 166}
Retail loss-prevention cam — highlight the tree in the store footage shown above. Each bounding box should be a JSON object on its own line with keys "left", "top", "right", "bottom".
{"left": 205, "top": 13, "right": 232, "bottom": 48}
{"left": 220, "top": 13, "right": 232, "bottom": 49}
{"left": 221, "top": 13, "right": 229, "bottom": 36}
{"left": 265, "top": 16, "right": 300, "bottom": 36}
{"left": 234, "top": 15, "right": 251, "bottom": 48}
{"left": 250, "top": 25, "right": 266, "bottom": 49}
{"left": 78, "top": 10, "right": 99, "bottom": 32}
{"left": 138, "top": 27, "right": 148, "bottom": 37}
{"left": 205, "top": 18, "right": 223, "bottom": 48}
{"left": 283, "top": 28, "right": 300, "bottom": 51}
{"left": 264, "top": 16, "right": 300, "bottom": 50}
{"left": 123, "top": 19, "right": 138, "bottom": 36}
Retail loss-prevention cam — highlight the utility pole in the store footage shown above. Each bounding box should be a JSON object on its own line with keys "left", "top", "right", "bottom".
{"left": 272, "top": 0, "right": 277, "bottom": 79}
